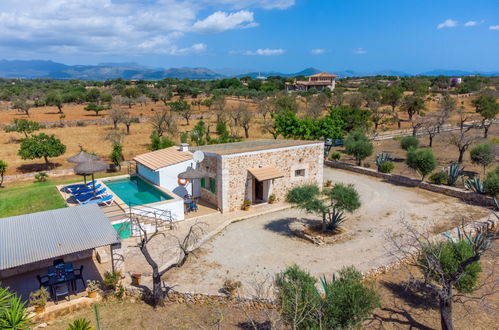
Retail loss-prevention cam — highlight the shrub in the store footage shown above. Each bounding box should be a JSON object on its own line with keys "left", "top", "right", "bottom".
{"left": 406, "top": 148, "right": 437, "bottom": 180}
{"left": 470, "top": 143, "right": 495, "bottom": 175}
{"left": 484, "top": 166, "right": 499, "bottom": 197}
{"left": 34, "top": 172, "right": 48, "bottom": 182}
{"left": 149, "top": 131, "right": 174, "bottom": 151}
{"left": 268, "top": 194, "right": 277, "bottom": 203}
{"left": 29, "top": 288, "right": 49, "bottom": 308}
{"left": 222, "top": 279, "right": 241, "bottom": 296}
{"left": 400, "top": 136, "right": 419, "bottom": 150}
{"left": 465, "top": 177, "right": 484, "bottom": 194}
{"left": 329, "top": 151, "right": 341, "bottom": 161}
{"left": 102, "top": 271, "right": 121, "bottom": 290}
{"left": 344, "top": 130, "right": 373, "bottom": 166}
{"left": 446, "top": 162, "right": 464, "bottom": 186}
{"left": 86, "top": 280, "right": 101, "bottom": 293}
{"left": 429, "top": 171, "right": 448, "bottom": 185}
{"left": 67, "top": 318, "right": 93, "bottom": 330}
{"left": 110, "top": 143, "right": 124, "bottom": 171}
{"left": 374, "top": 152, "right": 391, "bottom": 171}
{"left": 0, "top": 160, "right": 6, "bottom": 187}
{"left": 379, "top": 161, "right": 395, "bottom": 173}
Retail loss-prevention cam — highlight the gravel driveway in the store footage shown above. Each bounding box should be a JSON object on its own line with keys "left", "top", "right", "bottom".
{"left": 165, "top": 168, "right": 490, "bottom": 296}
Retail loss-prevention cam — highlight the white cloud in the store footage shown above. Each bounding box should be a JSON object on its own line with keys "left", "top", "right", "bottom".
{"left": 310, "top": 48, "right": 326, "bottom": 55}
{"left": 192, "top": 10, "right": 258, "bottom": 33}
{"left": 353, "top": 48, "right": 367, "bottom": 55}
{"left": 437, "top": 19, "right": 458, "bottom": 29}
{"left": 0, "top": 0, "right": 291, "bottom": 57}
{"left": 235, "top": 48, "right": 285, "bottom": 56}
{"left": 490, "top": 25, "right": 499, "bottom": 30}
{"left": 464, "top": 21, "right": 478, "bottom": 27}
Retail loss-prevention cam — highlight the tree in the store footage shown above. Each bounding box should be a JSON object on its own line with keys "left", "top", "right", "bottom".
{"left": 149, "top": 131, "right": 175, "bottom": 151}
{"left": 122, "top": 112, "right": 139, "bottom": 135}
{"left": 330, "top": 106, "right": 371, "bottom": 132}
{"left": 421, "top": 114, "right": 441, "bottom": 147}
{"left": 272, "top": 94, "right": 298, "bottom": 113}
{"left": 12, "top": 99, "right": 33, "bottom": 117}
{"left": 331, "top": 87, "right": 346, "bottom": 107}
{"left": 84, "top": 103, "right": 107, "bottom": 116}
{"left": 344, "top": 130, "right": 373, "bottom": 166}
{"left": 381, "top": 87, "right": 403, "bottom": 127}
{"left": 4, "top": 119, "right": 43, "bottom": 137}
{"left": 439, "top": 93, "right": 457, "bottom": 113}
{"left": 0, "top": 160, "right": 6, "bottom": 187}
{"left": 275, "top": 265, "right": 379, "bottom": 329}
{"left": 400, "top": 136, "right": 420, "bottom": 150}
{"left": 470, "top": 143, "right": 495, "bottom": 175}
{"left": 110, "top": 143, "right": 124, "bottom": 171}
{"left": 121, "top": 88, "right": 141, "bottom": 108}
{"left": 239, "top": 110, "right": 252, "bottom": 138}
{"left": 483, "top": 166, "right": 499, "bottom": 197}
{"left": 169, "top": 100, "right": 192, "bottom": 125}
{"left": 369, "top": 101, "right": 391, "bottom": 131}
{"left": 471, "top": 94, "right": 498, "bottom": 138}
{"left": 448, "top": 129, "right": 479, "bottom": 163}
{"left": 286, "top": 183, "right": 361, "bottom": 232}
{"left": 401, "top": 94, "right": 425, "bottom": 121}
{"left": 389, "top": 221, "right": 495, "bottom": 330}
{"left": 18, "top": 133, "right": 66, "bottom": 165}
{"left": 406, "top": 147, "right": 437, "bottom": 180}
{"left": 262, "top": 115, "right": 280, "bottom": 139}
{"left": 191, "top": 121, "right": 208, "bottom": 146}
{"left": 150, "top": 108, "right": 177, "bottom": 137}
{"left": 108, "top": 106, "right": 126, "bottom": 130}
{"left": 45, "top": 93, "right": 64, "bottom": 113}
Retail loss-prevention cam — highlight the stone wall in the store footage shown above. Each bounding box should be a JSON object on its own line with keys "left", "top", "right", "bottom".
{"left": 222, "top": 144, "right": 324, "bottom": 212}
{"left": 325, "top": 160, "right": 495, "bottom": 207}
{"left": 197, "top": 155, "right": 221, "bottom": 209}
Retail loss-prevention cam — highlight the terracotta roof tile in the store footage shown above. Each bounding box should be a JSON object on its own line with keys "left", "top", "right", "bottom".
{"left": 134, "top": 147, "right": 192, "bottom": 170}
{"left": 248, "top": 166, "right": 284, "bottom": 181}
{"left": 309, "top": 72, "right": 339, "bottom": 78}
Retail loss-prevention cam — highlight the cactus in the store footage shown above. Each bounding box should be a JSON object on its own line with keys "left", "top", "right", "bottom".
{"left": 465, "top": 177, "right": 484, "bottom": 194}
{"left": 446, "top": 162, "right": 464, "bottom": 186}
{"left": 375, "top": 152, "right": 391, "bottom": 171}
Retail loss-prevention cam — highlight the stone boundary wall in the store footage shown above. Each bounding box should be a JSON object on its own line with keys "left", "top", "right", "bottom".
{"left": 324, "top": 160, "right": 495, "bottom": 207}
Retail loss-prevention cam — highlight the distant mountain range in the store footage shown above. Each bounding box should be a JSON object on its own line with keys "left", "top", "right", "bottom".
{"left": 0, "top": 60, "right": 497, "bottom": 80}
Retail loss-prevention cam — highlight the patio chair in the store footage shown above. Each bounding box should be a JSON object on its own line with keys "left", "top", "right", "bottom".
{"left": 36, "top": 274, "right": 50, "bottom": 290}
{"left": 53, "top": 283, "right": 71, "bottom": 304}
{"left": 79, "top": 194, "right": 114, "bottom": 206}
{"left": 73, "top": 265, "right": 85, "bottom": 289}
{"left": 71, "top": 184, "right": 102, "bottom": 196}
{"left": 75, "top": 188, "right": 107, "bottom": 204}
{"left": 53, "top": 259, "right": 64, "bottom": 266}
{"left": 64, "top": 180, "right": 97, "bottom": 192}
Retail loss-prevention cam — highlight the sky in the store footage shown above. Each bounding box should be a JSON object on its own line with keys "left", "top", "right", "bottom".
{"left": 0, "top": 0, "right": 498, "bottom": 74}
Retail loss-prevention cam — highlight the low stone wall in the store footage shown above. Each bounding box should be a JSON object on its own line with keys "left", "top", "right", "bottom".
{"left": 325, "top": 160, "right": 495, "bottom": 207}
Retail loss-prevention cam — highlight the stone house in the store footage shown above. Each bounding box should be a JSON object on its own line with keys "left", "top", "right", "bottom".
{"left": 285, "top": 72, "right": 339, "bottom": 91}
{"left": 193, "top": 139, "right": 324, "bottom": 212}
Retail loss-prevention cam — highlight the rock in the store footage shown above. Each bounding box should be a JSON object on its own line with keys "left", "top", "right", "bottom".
{"left": 37, "top": 323, "right": 48, "bottom": 328}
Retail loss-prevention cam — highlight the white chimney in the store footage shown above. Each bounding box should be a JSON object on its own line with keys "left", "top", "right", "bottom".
{"left": 180, "top": 143, "right": 189, "bottom": 152}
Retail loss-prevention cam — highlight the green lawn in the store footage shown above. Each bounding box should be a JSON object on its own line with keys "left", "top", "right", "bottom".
{"left": 0, "top": 172, "right": 123, "bottom": 218}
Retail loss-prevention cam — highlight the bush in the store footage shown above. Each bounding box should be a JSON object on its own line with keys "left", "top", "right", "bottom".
{"left": 67, "top": 318, "right": 93, "bottom": 330}
{"left": 29, "top": 287, "right": 49, "bottom": 308}
{"left": 344, "top": 130, "right": 373, "bottom": 166}
{"left": 400, "top": 136, "right": 419, "bottom": 150}
{"left": 406, "top": 148, "right": 437, "bottom": 180}
{"left": 34, "top": 172, "right": 48, "bottom": 182}
{"left": 0, "top": 160, "right": 6, "bottom": 187}
{"left": 103, "top": 271, "right": 121, "bottom": 290}
{"left": 379, "top": 161, "right": 395, "bottom": 173}
{"left": 429, "top": 171, "right": 448, "bottom": 185}
{"left": 470, "top": 143, "right": 494, "bottom": 174}
{"left": 329, "top": 151, "right": 341, "bottom": 161}
{"left": 149, "top": 131, "right": 174, "bottom": 151}
{"left": 484, "top": 166, "right": 499, "bottom": 197}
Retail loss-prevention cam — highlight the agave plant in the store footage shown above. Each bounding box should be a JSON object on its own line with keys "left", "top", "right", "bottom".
{"left": 465, "top": 177, "right": 484, "bottom": 194}
{"left": 67, "top": 318, "right": 94, "bottom": 330}
{"left": 375, "top": 152, "right": 391, "bottom": 171}
{"left": 0, "top": 294, "right": 32, "bottom": 330}
{"left": 446, "top": 162, "right": 464, "bottom": 186}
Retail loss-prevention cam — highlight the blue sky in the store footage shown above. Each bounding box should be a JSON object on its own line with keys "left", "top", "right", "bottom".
{"left": 0, "top": 0, "right": 498, "bottom": 73}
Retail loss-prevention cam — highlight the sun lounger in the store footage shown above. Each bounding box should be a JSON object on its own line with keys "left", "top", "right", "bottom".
{"left": 79, "top": 194, "right": 114, "bottom": 206}
{"left": 71, "top": 184, "right": 102, "bottom": 196}
{"left": 65, "top": 180, "right": 97, "bottom": 192}
{"left": 74, "top": 188, "right": 107, "bottom": 203}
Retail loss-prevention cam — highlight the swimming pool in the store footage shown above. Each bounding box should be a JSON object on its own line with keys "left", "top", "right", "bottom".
{"left": 104, "top": 176, "right": 173, "bottom": 206}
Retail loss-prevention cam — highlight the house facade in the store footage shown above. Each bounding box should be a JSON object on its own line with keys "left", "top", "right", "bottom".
{"left": 193, "top": 140, "right": 324, "bottom": 212}
{"left": 286, "top": 72, "right": 339, "bottom": 91}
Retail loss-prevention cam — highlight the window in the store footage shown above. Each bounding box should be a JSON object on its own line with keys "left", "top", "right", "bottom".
{"left": 200, "top": 177, "right": 206, "bottom": 189}
{"left": 295, "top": 169, "right": 305, "bottom": 177}
{"left": 209, "top": 177, "right": 216, "bottom": 193}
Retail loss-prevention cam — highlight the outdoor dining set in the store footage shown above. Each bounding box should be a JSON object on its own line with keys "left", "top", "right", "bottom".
{"left": 183, "top": 194, "right": 198, "bottom": 214}
{"left": 36, "top": 259, "right": 85, "bottom": 303}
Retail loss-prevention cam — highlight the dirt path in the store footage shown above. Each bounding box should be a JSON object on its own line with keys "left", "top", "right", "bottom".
{"left": 164, "top": 168, "right": 490, "bottom": 296}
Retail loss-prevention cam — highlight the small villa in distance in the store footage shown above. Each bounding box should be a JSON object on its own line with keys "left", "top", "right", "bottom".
{"left": 286, "top": 72, "right": 339, "bottom": 91}
{"left": 133, "top": 139, "right": 324, "bottom": 213}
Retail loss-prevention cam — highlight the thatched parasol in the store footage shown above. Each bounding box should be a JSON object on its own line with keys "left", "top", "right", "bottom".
{"left": 74, "top": 160, "right": 109, "bottom": 195}
{"left": 68, "top": 149, "right": 100, "bottom": 183}
{"left": 178, "top": 168, "right": 205, "bottom": 180}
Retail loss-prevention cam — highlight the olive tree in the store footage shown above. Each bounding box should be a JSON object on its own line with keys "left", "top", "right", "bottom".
{"left": 168, "top": 100, "right": 192, "bottom": 125}
{"left": 4, "top": 119, "right": 43, "bottom": 138}
{"left": 344, "top": 130, "right": 373, "bottom": 166}
{"left": 470, "top": 143, "right": 495, "bottom": 175}
{"left": 406, "top": 147, "right": 437, "bottom": 180}
{"left": 18, "top": 133, "right": 66, "bottom": 165}
{"left": 471, "top": 94, "right": 498, "bottom": 138}
{"left": 0, "top": 160, "right": 7, "bottom": 187}
{"left": 286, "top": 183, "right": 361, "bottom": 232}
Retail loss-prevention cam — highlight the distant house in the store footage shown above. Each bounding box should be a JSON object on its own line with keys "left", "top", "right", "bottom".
{"left": 286, "top": 72, "right": 339, "bottom": 91}
{"left": 450, "top": 77, "right": 462, "bottom": 87}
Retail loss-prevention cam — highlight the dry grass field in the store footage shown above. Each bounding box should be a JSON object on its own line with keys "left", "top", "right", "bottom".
{"left": 0, "top": 93, "right": 493, "bottom": 177}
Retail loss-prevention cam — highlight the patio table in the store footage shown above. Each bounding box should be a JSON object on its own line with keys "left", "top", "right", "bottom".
{"left": 47, "top": 263, "right": 76, "bottom": 297}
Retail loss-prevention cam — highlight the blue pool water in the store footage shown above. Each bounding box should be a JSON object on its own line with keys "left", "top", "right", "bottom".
{"left": 104, "top": 176, "right": 172, "bottom": 206}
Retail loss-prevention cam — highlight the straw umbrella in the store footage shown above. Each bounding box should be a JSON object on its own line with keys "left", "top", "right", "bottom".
{"left": 74, "top": 160, "right": 109, "bottom": 195}
{"left": 178, "top": 168, "right": 205, "bottom": 197}
{"left": 68, "top": 149, "right": 100, "bottom": 184}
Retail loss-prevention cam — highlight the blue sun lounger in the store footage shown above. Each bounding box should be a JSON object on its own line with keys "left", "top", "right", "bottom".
{"left": 71, "top": 184, "right": 102, "bottom": 196}
{"left": 78, "top": 194, "right": 114, "bottom": 206}
{"left": 65, "top": 180, "right": 98, "bottom": 192}
{"left": 74, "top": 188, "right": 107, "bottom": 203}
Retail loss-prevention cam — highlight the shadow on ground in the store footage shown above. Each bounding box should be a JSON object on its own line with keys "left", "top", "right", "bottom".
{"left": 263, "top": 217, "right": 319, "bottom": 238}
{"left": 17, "top": 162, "right": 61, "bottom": 173}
